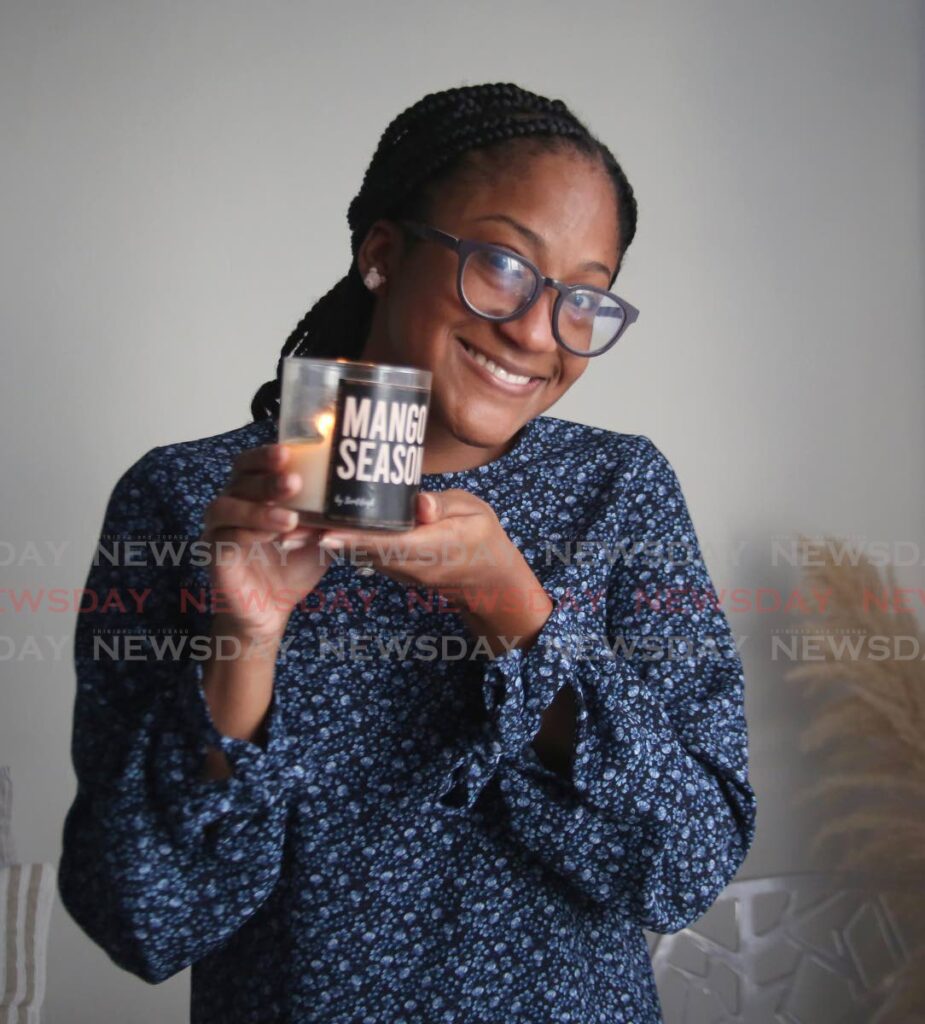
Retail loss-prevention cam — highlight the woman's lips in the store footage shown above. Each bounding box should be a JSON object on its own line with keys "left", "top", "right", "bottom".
{"left": 456, "top": 338, "right": 545, "bottom": 395}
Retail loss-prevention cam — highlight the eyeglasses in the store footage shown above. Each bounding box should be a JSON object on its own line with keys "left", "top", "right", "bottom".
{"left": 398, "top": 220, "right": 640, "bottom": 357}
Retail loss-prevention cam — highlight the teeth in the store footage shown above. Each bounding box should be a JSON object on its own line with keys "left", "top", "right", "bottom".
{"left": 462, "top": 341, "right": 535, "bottom": 385}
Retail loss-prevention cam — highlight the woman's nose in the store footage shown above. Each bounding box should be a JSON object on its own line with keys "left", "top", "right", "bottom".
{"left": 494, "top": 286, "right": 560, "bottom": 354}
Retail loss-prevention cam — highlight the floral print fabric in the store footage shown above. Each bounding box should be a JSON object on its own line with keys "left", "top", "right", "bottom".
{"left": 58, "top": 413, "right": 756, "bottom": 1023}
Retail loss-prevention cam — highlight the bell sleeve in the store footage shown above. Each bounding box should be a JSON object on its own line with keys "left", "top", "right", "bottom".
{"left": 58, "top": 450, "right": 304, "bottom": 983}
{"left": 429, "top": 435, "right": 757, "bottom": 934}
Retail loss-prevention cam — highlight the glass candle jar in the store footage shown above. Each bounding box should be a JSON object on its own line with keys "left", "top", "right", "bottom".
{"left": 277, "top": 357, "right": 432, "bottom": 531}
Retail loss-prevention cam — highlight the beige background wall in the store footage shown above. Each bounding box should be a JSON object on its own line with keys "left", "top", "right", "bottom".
{"left": 2, "top": 0, "right": 923, "bottom": 1019}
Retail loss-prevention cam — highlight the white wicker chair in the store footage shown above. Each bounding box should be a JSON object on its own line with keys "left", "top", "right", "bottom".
{"left": 0, "top": 766, "right": 55, "bottom": 1024}
{"left": 647, "top": 872, "right": 921, "bottom": 1023}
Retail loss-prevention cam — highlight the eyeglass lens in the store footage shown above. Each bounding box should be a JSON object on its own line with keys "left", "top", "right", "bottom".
{"left": 461, "top": 249, "right": 626, "bottom": 354}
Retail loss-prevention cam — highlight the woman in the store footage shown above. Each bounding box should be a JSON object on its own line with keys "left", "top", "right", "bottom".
{"left": 59, "top": 82, "right": 757, "bottom": 1023}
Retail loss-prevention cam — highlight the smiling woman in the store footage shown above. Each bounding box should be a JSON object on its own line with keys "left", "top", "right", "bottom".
{"left": 333, "top": 142, "right": 633, "bottom": 474}
{"left": 58, "top": 82, "right": 757, "bottom": 1024}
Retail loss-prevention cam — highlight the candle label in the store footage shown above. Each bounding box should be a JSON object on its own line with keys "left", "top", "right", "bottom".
{"left": 323, "top": 378, "right": 430, "bottom": 529}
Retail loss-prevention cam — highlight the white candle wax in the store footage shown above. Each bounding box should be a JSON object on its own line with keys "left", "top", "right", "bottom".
{"left": 281, "top": 411, "right": 335, "bottom": 513}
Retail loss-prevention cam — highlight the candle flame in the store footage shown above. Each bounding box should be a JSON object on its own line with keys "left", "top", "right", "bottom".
{"left": 315, "top": 410, "right": 335, "bottom": 438}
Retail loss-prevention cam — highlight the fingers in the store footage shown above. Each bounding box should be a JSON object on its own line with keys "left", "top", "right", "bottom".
{"left": 203, "top": 493, "right": 300, "bottom": 542}
{"left": 221, "top": 444, "right": 303, "bottom": 504}
{"left": 225, "top": 469, "right": 302, "bottom": 503}
{"left": 317, "top": 491, "right": 489, "bottom": 558}
{"left": 201, "top": 443, "right": 325, "bottom": 559}
{"left": 416, "top": 491, "right": 438, "bottom": 523}
{"left": 231, "top": 443, "right": 289, "bottom": 474}
{"left": 278, "top": 525, "right": 324, "bottom": 551}
{"left": 318, "top": 490, "right": 484, "bottom": 543}
{"left": 416, "top": 488, "right": 487, "bottom": 523}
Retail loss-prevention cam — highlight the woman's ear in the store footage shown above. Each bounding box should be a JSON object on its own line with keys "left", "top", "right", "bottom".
{"left": 357, "top": 220, "right": 405, "bottom": 289}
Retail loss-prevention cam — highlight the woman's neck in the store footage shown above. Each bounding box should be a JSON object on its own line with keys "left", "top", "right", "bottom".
{"left": 420, "top": 420, "right": 522, "bottom": 475}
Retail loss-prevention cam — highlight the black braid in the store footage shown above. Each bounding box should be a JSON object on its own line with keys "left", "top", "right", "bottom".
{"left": 249, "top": 271, "right": 371, "bottom": 421}
{"left": 250, "top": 82, "right": 639, "bottom": 422}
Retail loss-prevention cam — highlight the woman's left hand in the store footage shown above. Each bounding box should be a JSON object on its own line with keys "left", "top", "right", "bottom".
{"left": 317, "top": 488, "right": 554, "bottom": 655}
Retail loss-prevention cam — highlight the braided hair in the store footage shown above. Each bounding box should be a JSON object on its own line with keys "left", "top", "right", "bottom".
{"left": 250, "top": 82, "right": 638, "bottom": 422}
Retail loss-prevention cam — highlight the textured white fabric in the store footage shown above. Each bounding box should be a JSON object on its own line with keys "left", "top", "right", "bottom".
{"left": 0, "top": 863, "right": 56, "bottom": 1024}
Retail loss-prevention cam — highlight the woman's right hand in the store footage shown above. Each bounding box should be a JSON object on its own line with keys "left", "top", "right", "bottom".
{"left": 199, "top": 443, "right": 331, "bottom": 644}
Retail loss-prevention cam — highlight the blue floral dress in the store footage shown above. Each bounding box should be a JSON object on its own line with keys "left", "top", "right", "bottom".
{"left": 58, "top": 412, "right": 757, "bottom": 1023}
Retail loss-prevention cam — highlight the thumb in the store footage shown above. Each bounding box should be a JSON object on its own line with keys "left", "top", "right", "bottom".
{"left": 417, "top": 490, "right": 439, "bottom": 522}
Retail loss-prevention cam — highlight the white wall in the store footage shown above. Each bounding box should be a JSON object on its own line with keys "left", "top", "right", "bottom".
{"left": 1, "top": 0, "right": 922, "bottom": 1020}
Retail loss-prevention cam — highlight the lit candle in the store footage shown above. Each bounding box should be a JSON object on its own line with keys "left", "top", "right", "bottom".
{"left": 281, "top": 409, "right": 336, "bottom": 514}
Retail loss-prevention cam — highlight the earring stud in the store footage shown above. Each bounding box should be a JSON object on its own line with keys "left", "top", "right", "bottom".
{"left": 363, "top": 267, "right": 385, "bottom": 290}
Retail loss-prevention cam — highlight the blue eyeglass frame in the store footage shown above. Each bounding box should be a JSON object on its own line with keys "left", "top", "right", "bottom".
{"left": 397, "top": 219, "right": 640, "bottom": 357}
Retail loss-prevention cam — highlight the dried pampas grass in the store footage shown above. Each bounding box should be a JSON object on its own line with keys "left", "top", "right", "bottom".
{"left": 784, "top": 533, "right": 925, "bottom": 1022}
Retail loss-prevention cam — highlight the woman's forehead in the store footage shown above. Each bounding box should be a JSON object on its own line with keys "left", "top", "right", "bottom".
{"left": 430, "top": 151, "right": 620, "bottom": 270}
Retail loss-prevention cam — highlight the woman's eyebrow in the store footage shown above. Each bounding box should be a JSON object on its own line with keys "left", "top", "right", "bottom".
{"left": 472, "top": 213, "right": 614, "bottom": 279}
